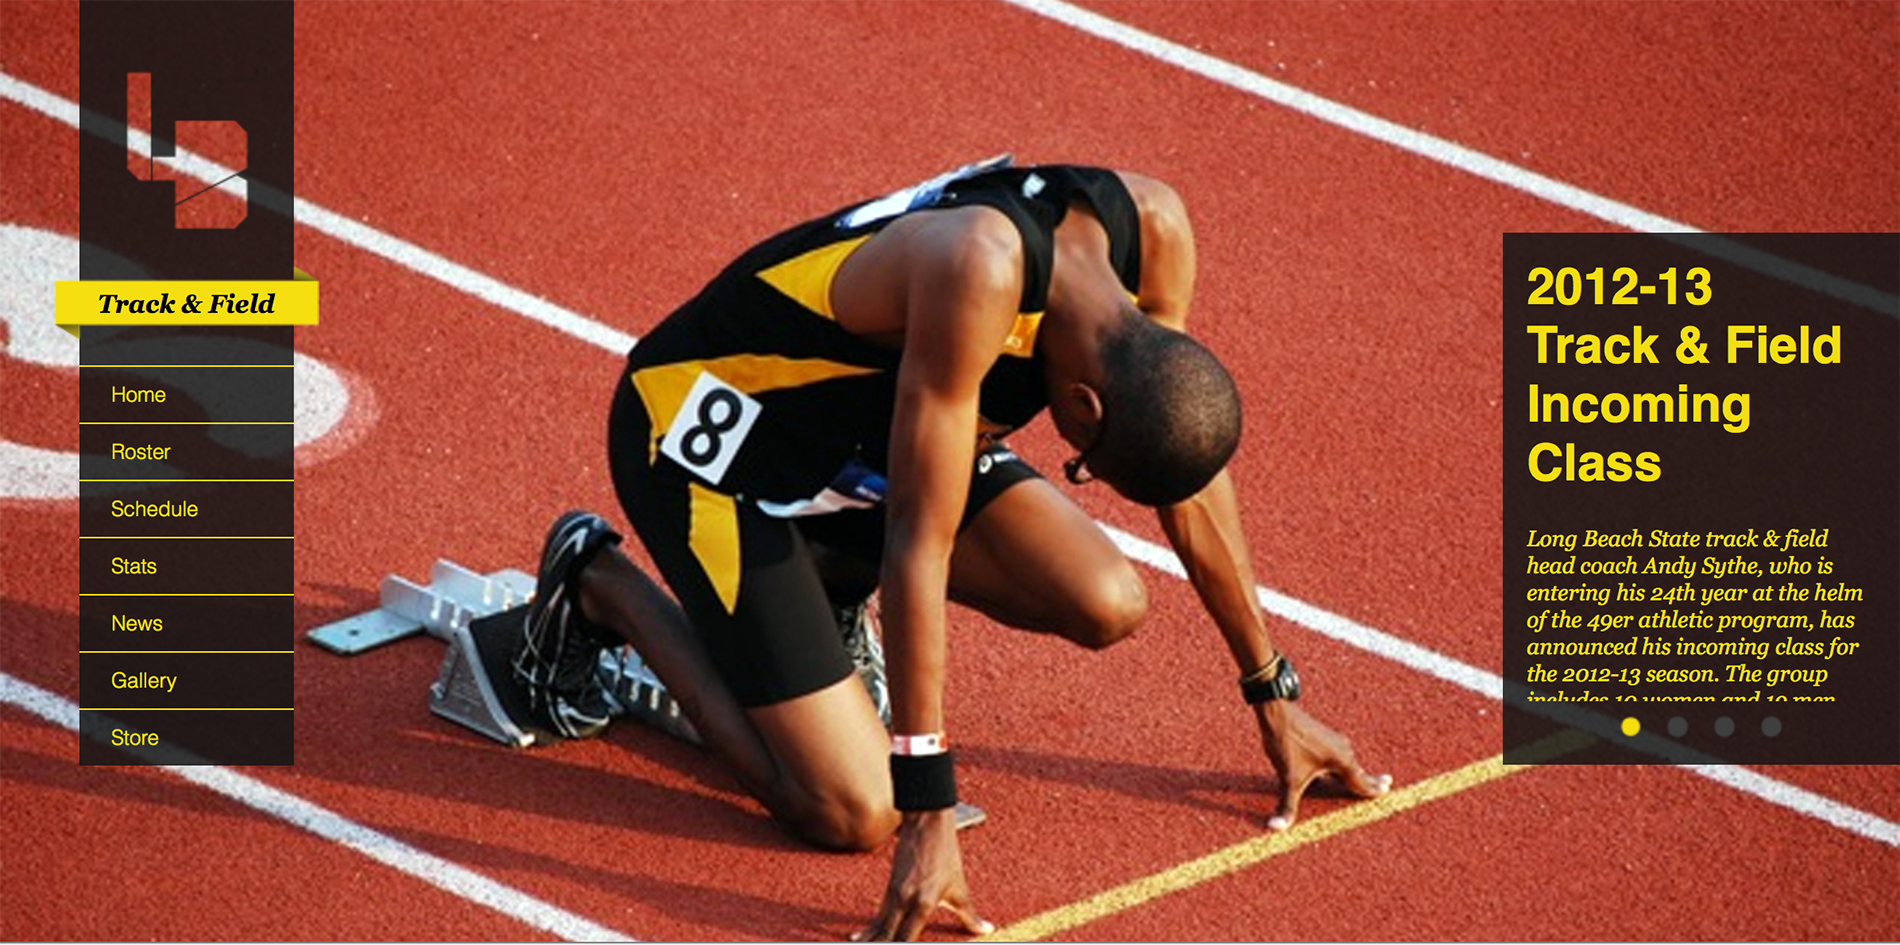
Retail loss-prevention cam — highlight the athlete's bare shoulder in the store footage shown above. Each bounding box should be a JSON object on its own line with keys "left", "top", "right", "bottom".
{"left": 832, "top": 205, "right": 1023, "bottom": 343}
{"left": 1110, "top": 170, "right": 1196, "bottom": 329}
{"left": 1113, "top": 170, "right": 1185, "bottom": 220}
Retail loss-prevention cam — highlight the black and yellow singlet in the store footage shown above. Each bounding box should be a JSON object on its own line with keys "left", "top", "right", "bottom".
{"left": 624, "top": 156, "right": 1142, "bottom": 517}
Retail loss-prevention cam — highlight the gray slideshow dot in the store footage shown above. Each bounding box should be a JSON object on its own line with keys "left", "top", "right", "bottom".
{"left": 1762, "top": 716, "right": 1782, "bottom": 737}
{"left": 1715, "top": 716, "right": 1736, "bottom": 737}
{"left": 1668, "top": 717, "right": 1688, "bottom": 738}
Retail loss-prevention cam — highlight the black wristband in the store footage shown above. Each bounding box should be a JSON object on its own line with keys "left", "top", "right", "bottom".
{"left": 1240, "top": 654, "right": 1301, "bottom": 704}
{"left": 890, "top": 751, "right": 958, "bottom": 811}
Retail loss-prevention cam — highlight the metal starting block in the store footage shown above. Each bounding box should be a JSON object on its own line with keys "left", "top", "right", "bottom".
{"left": 306, "top": 560, "right": 534, "bottom": 654}
{"left": 430, "top": 605, "right": 538, "bottom": 748}
{"left": 305, "top": 558, "right": 988, "bottom": 827}
{"left": 306, "top": 559, "right": 544, "bottom": 747}
{"left": 305, "top": 558, "right": 700, "bottom": 751}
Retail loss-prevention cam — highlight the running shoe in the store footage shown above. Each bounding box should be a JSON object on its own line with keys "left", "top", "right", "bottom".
{"left": 512, "top": 510, "right": 622, "bottom": 740}
{"left": 838, "top": 596, "right": 891, "bottom": 727}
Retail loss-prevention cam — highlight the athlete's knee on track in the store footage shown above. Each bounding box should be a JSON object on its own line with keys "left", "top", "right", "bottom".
{"left": 789, "top": 781, "right": 899, "bottom": 852}
{"left": 1060, "top": 562, "right": 1148, "bottom": 650}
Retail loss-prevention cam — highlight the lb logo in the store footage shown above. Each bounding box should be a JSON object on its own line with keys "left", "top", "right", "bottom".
{"left": 125, "top": 72, "right": 248, "bottom": 230}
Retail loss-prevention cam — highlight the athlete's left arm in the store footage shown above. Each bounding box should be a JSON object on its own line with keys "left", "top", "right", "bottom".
{"left": 1119, "top": 170, "right": 1390, "bottom": 830}
{"left": 1117, "top": 172, "right": 1273, "bottom": 671}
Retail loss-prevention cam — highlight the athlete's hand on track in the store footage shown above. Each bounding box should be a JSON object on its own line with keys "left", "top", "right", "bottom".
{"left": 1255, "top": 701, "right": 1392, "bottom": 831}
{"left": 853, "top": 808, "right": 993, "bottom": 942}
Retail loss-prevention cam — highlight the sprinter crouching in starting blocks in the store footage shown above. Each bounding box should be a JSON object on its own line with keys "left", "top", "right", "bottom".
{"left": 509, "top": 157, "right": 1389, "bottom": 942}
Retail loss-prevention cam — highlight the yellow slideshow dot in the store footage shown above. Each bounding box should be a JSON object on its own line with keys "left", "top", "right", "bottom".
{"left": 1620, "top": 717, "right": 1641, "bottom": 737}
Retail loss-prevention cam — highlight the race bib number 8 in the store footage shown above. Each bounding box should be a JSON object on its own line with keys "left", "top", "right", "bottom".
{"left": 659, "top": 371, "right": 761, "bottom": 486}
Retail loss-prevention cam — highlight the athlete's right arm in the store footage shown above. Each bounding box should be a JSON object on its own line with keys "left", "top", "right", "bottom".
{"left": 857, "top": 209, "right": 1020, "bottom": 942}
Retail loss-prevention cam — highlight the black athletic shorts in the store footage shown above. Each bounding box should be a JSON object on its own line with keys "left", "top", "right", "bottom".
{"left": 607, "top": 369, "right": 1040, "bottom": 707}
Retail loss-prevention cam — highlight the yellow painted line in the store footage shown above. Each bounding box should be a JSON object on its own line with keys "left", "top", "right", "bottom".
{"left": 979, "top": 731, "right": 1595, "bottom": 942}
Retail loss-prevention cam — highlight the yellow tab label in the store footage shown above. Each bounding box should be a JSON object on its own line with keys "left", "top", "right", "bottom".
{"left": 55, "top": 275, "right": 319, "bottom": 337}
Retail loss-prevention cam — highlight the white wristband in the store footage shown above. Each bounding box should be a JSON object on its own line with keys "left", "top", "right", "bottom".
{"left": 891, "top": 732, "right": 947, "bottom": 756}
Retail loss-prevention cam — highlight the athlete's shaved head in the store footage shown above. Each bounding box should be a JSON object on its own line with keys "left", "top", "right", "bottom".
{"left": 1090, "top": 305, "right": 1242, "bottom": 506}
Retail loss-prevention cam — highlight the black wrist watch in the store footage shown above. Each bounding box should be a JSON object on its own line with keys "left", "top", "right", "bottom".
{"left": 1239, "top": 655, "right": 1301, "bottom": 704}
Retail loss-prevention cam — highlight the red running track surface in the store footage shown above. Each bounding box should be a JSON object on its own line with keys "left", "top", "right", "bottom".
{"left": 3, "top": 2, "right": 1896, "bottom": 940}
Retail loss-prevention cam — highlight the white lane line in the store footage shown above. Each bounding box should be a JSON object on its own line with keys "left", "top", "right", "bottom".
{"left": 0, "top": 673, "right": 635, "bottom": 942}
{"left": 996, "top": 0, "right": 1899, "bottom": 317}
{"left": 1683, "top": 764, "right": 1900, "bottom": 844}
{"left": 294, "top": 200, "right": 640, "bottom": 354}
{"left": 6, "top": 55, "right": 1895, "bottom": 863}
{"left": 996, "top": 0, "right": 1689, "bottom": 231}
{"left": 1108, "top": 529, "right": 1505, "bottom": 699}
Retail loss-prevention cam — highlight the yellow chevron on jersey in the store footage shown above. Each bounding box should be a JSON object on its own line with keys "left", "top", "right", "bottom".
{"left": 629, "top": 355, "right": 881, "bottom": 462}
{"left": 687, "top": 481, "right": 742, "bottom": 613}
{"left": 754, "top": 235, "right": 872, "bottom": 320}
{"left": 1001, "top": 310, "right": 1043, "bottom": 359}
{"left": 759, "top": 229, "right": 1043, "bottom": 360}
